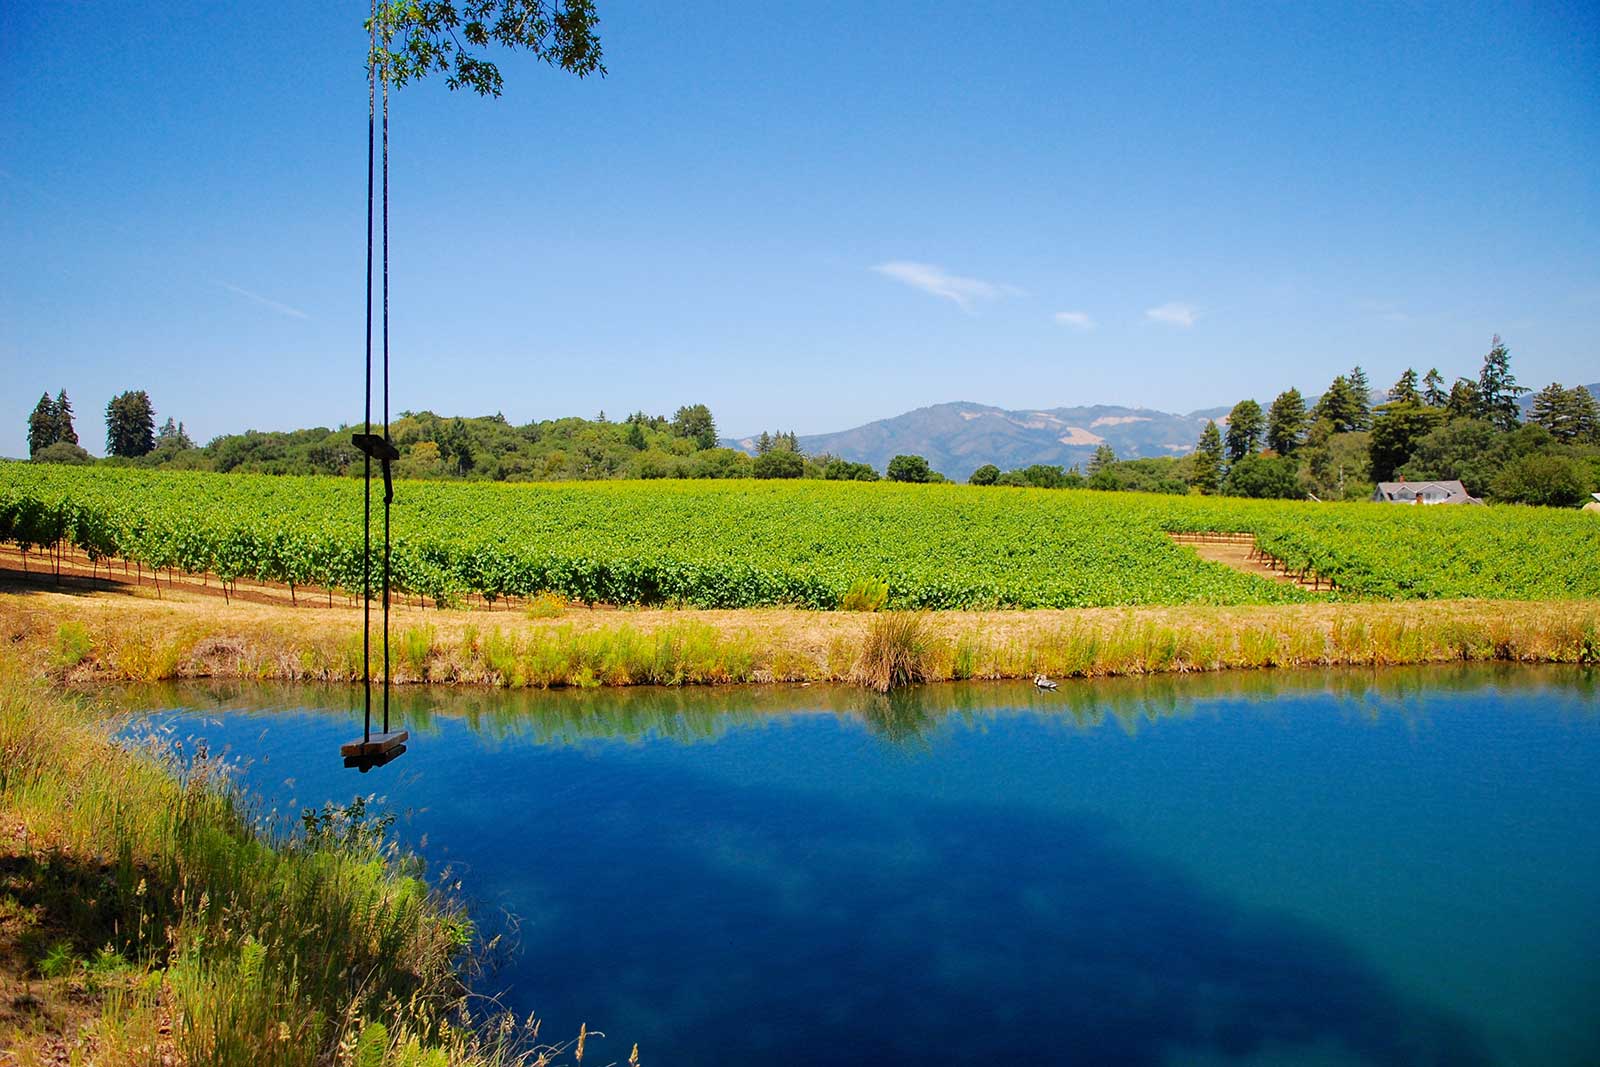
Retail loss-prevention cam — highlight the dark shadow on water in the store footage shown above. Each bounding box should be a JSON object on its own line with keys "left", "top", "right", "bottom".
{"left": 464, "top": 753, "right": 1491, "bottom": 1067}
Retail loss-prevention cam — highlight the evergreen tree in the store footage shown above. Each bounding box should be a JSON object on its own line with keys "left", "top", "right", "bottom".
{"left": 1422, "top": 368, "right": 1447, "bottom": 407}
{"left": 1310, "top": 376, "right": 1363, "bottom": 433}
{"left": 1190, "top": 420, "right": 1225, "bottom": 494}
{"left": 1266, "top": 388, "right": 1308, "bottom": 455}
{"left": 1347, "top": 365, "right": 1373, "bottom": 429}
{"left": 1087, "top": 444, "right": 1116, "bottom": 474}
{"left": 754, "top": 431, "right": 773, "bottom": 455}
{"left": 624, "top": 420, "right": 647, "bottom": 450}
{"left": 27, "top": 393, "right": 58, "bottom": 457}
{"left": 670, "top": 403, "right": 717, "bottom": 450}
{"left": 1445, "top": 378, "right": 1480, "bottom": 421}
{"left": 104, "top": 390, "right": 156, "bottom": 457}
{"left": 54, "top": 390, "right": 78, "bottom": 446}
{"left": 1368, "top": 402, "right": 1443, "bottom": 482}
{"left": 1387, "top": 368, "right": 1421, "bottom": 405}
{"left": 1475, "top": 334, "right": 1526, "bottom": 431}
{"left": 1224, "top": 399, "right": 1264, "bottom": 462}
{"left": 1529, "top": 383, "right": 1600, "bottom": 442}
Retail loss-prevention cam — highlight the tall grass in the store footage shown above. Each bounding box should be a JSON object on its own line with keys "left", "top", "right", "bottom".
{"left": 851, "top": 613, "right": 933, "bottom": 692}
{"left": 0, "top": 652, "right": 593, "bottom": 1066}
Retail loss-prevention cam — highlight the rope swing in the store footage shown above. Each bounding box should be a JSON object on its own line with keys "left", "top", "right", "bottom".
{"left": 342, "top": 3, "right": 407, "bottom": 771}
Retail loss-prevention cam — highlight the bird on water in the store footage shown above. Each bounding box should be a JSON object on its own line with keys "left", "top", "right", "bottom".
{"left": 1034, "top": 674, "right": 1058, "bottom": 691}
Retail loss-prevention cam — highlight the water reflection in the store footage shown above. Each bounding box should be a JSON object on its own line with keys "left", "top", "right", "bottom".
{"left": 112, "top": 663, "right": 1598, "bottom": 748}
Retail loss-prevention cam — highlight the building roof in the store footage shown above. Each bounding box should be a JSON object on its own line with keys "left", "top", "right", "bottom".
{"left": 1372, "top": 480, "right": 1481, "bottom": 505}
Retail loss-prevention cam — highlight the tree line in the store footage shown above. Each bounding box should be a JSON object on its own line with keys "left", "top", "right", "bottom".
{"left": 962, "top": 335, "right": 1598, "bottom": 507}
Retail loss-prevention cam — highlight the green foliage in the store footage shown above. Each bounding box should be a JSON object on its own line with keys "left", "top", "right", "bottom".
{"left": 1311, "top": 375, "right": 1365, "bottom": 434}
{"left": 752, "top": 449, "right": 804, "bottom": 479}
{"left": 1266, "top": 389, "right": 1308, "bottom": 455}
{"left": 1222, "top": 454, "right": 1301, "bottom": 499}
{"left": 886, "top": 454, "right": 933, "bottom": 483}
{"left": 968, "top": 464, "right": 1000, "bottom": 486}
{"left": 1087, "top": 445, "right": 1117, "bottom": 474}
{"left": 105, "top": 391, "right": 156, "bottom": 458}
{"left": 5, "top": 465, "right": 1599, "bottom": 609}
{"left": 1388, "top": 368, "right": 1421, "bottom": 405}
{"left": 52, "top": 622, "right": 93, "bottom": 669}
{"left": 1529, "top": 383, "right": 1599, "bottom": 443}
{"left": 1476, "top": 334, "right": 1527, "bottom": 431}
{"left": 1190, "top": 421, "right": 1224, "bottom": 494}
{"left": 670, "top": 404, "right": 717, "bottom": 450}
{"left": 1368, "top": 402, "right": 1444, "bottom": 482}
{"left": 31, "top": 441, "right": 93, "bottom": 465}
{"left": 1224, "top": 400, "right": 1263, "bottom": 463}
{"left": 1491, "top": 454, "right": 1588, "bottom": 507}
{"left": 369, "top": 0, "right": 604, "bottom": 97}
{"left": 840, "top": 577, "right": 889, "bottom": 612}
{"left": 822, "top": 458, "right": 879, "bottom": 481}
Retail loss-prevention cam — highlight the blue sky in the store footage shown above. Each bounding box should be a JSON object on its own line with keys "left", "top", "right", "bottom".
{"left": 2, "top": 1, "right": 1597, "bottom": 457}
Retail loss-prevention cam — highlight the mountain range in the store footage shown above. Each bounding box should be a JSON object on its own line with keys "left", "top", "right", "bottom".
{"left": 728, "top": 385, "right": 1599, "bottom": 482}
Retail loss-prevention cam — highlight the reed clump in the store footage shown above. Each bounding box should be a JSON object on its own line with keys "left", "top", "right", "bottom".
{"left": 0, "top": 651, "right": 600, "bottom": 1065}
{"left": 852, "top": 612, "right": 933, "bottom": 692}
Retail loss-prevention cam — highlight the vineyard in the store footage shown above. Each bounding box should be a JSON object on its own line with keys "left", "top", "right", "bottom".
{"left": 1, "top": 464, "right": 1596, "bottom": 609}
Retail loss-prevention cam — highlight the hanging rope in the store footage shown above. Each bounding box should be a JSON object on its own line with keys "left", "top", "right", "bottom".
{"left": 348, "top": 1, "right": 402, "bottom": 765}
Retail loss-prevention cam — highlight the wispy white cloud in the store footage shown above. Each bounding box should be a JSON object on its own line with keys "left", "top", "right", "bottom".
{"left": 871, "top": 261, "right": 1019, "bottom": 311}
{"left": 218, "top": 281, "right": 309, "bottom": 320}
{"left": 1144, "top": 302, "right": 1199, "bottom": 327}
{"left": 1053, "top": 310, "right": 1095, "bottom": 330}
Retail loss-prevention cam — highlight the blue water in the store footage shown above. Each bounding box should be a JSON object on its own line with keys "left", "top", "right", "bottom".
{"left": 124, "top": 667, "right": 1600, "bottom": 1066}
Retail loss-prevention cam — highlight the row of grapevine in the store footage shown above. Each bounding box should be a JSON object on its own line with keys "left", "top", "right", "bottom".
{"left": 1, "top": 463, "right": 1595, "bottom": 608}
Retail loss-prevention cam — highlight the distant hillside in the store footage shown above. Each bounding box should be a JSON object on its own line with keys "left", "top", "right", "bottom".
{"left": 729, "top": 384, "right": 1599, "bottom": 481}
{"left": 729, "top": 402, "right": 1227, "bottom": 481}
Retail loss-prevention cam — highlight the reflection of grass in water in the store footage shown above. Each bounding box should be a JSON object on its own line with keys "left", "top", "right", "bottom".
{"left": 121, "top": 662, "right": 1597, "bottom": 749}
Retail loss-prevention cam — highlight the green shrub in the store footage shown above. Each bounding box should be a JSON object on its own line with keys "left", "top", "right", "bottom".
{"left": 52, "top": 622, "right": 94, "bottom": 668}
{"left": 840, "top": 577, "right": 889, "bottom": 612}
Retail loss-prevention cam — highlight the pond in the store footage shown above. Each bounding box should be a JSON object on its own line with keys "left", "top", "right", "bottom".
{"left": 123, "top": 666, "right": 1599, "bottom": 1066}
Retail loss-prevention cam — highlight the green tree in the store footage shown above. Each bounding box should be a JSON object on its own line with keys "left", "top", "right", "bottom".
{"left": 1400, "top": 418, "right": 1503, "bottom": 496}
{"left": 1445, "top": 378, "right": 1480, "bottom": 421}
{"left": 1222, "top": 454, "right": 1301, "bottom": 499}
{"left": 752, "top": 449, "right": 803, "bottom": 479}
{"left": 968, "top": 463, "right": 1000, "bottom": 486}
{"left": 1311, "top": 375, "right": 1364, "bottom": 433}
{"left": 1491, "top": 453, "right": 1587, "bottom": 507}
{"left": 370, "top": 0, "right": 605, "bottom": 97}
{"left": 1421, "top": 368, "right": 1447, "bottom": 407}
{"left": 1347, "top": 365, "right": 1373, "bottom": 429}
{"left": 625, "top": 420, "right": 647, "bottom": 450}
{"left": 886, "top": 454, "right": 933, "bottom": 483}
{"left": 1529, "top": 383, "right": 1599, "bottom": 443}
{"left": 1476, "top": 334, "right": 1526, "bottom": 431}
{"left": 1224, "top": 399, "right": 1263, "bottom": 462}
{"left": 1189, "top": 420, "right": 1225, "bottom": 493}
{"left": 754, "top": 431, "right": 773, "bottom": 455}
{"left": 670, "top": 403, "right": 717, "bottom": 450}
{"left": 1266, "top": 388, "right": 1308, "bottom": 455}
{"left": 105, "top": 390, "right": 156, "bottom": 457}
{"left": 31, "top": 440, "right": 93, "bottom": 465}
{"left": 1367, "top": 402, "right": 1444, "bottom": 482}
{"left": 54, "top": 390, "right": 78, "bottom": 446}
{"left": 441, "top": 418, "right": 475, "bottom": 475}
{"left": 1387, "top": 368, "right": 1421, "bottom": 405}
{"left": 1300, "top": 421, "right": 1373, "bottom": 500}
{"left": 27, "top": 393, "right": 58, "bottom": 457}
{"left": 1087, "top": 444, "right": 1116, "bottom": 474}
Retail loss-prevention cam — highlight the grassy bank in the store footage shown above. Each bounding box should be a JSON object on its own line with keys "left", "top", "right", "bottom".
{"left": 5, "top": 589, "right": 1597, "bottom": 693}
{"left": 0, "top": 649, "right": 602, "bottom": 1065}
